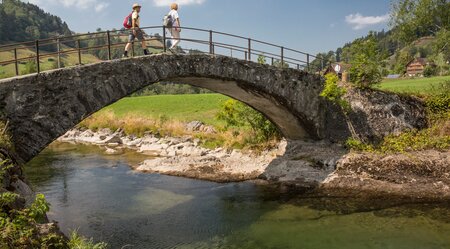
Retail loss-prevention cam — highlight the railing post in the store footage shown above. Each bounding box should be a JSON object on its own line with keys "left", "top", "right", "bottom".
{"left": 35, "top": 40, "right": 40, "bottom": 73}
{"left": 77, "top": 40, "right": 82, "bottom": 65}
{"left": 209, "top": 30, "right": 214, "bottom": 55}
{"left": 280, "top": 46, "right": 284, "bottom": 67}
{"left": 307, "top": 54, "right": 310, "bottom": 71}
{"left": 162, "top": 26, "right": 167, "bottom": 52}
{"left": 271, "top": 57, "right": 274, "bottom": 66}
{"left": 56, "top": 38, "right": 61, "bottom": 68}
{"left": 297, "top": 64, "right": 300, "bottom": 70}
{"left": 230, "top": 48, "right": 233, "bottom": 58}
{"left": 107, "top": 30, "right": 112, "bottom": 60}
{"left": 248, "top": 38, "right": 251, "bottom": 61}
{"left": 14, "top": 48, "right": 19, "bottom": 76}
{"left": 245, "top": 51, "right": 248, "bottom": 61}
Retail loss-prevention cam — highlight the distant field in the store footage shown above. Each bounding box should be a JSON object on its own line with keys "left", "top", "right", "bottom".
{"left": 0, "top": 46, "right": 100, "bottom": 78}
{"left": 377, "top": 76, "right": 450, "bottom": 95}
{"left": 98, "top": 94, "right": 230, "bottom": 126}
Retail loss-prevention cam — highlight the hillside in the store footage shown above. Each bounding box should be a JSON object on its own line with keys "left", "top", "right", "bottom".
{"left": 0, "top": 0, "right": 72, "bottom": 44}
{"left": 313, "top": 0, "right": 449, "bottom": 76}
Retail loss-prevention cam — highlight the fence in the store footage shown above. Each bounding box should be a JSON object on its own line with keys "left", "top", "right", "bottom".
{"left": 0, "top": 26, "right": 329, "bottom": 77}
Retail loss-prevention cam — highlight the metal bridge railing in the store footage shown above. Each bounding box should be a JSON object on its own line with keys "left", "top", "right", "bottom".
{"left": 0, "top": 26, "right": 330, "bottom": 77}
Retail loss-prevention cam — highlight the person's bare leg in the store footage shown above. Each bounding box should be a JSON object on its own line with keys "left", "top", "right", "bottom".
{"left": 123, "top": 42, "right": 132, "bottom": 57}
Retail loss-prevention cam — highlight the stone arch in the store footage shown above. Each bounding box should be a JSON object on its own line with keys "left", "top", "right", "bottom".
{"left": 0, "top": 54, "right": 333, "bottom": 162}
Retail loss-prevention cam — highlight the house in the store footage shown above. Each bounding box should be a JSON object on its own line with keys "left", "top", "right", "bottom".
{"left": 324, "top": 62, "right": 351, "bottom": 82}
{"left": 324, "top": 62, "right": 351, "bottom": 76}
{"left": 406, "top": 58, "right": 428, "bottom": 77}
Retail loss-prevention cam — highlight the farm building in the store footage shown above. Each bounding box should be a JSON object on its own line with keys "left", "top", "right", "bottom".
{"left": 406, "top": 58, "right": 429, "bottom": 77}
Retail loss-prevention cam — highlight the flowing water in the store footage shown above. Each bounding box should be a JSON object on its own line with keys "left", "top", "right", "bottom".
{"left": 25, "top": 142, "right": 450, "bottom": 249}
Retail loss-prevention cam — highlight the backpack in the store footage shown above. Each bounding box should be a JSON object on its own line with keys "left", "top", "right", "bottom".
{"left": 123, "top": 12, "right": 133, "bottom": 29}
{"left": 163, "top": 13, "right": 173, "bottom": 28}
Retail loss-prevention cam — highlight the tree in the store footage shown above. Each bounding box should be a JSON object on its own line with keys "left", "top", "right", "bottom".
{"left": 216, "top": 99, "right": 281, "bottom": 143}
{"left": 390, "top": 0, "right": 450, "bottom": 45}
{"left": 394, "top": 48, "right": 414, "bottom": 74}
{"left": 336, "top": 48, "right": 343, "bottom": 62}
{"left": 0, "top": 0, "right": 72, "bottom": 44}
{"left": 435, "top": 52, "right": 448, "bottom": 76}
{"left": 432, "top": 28, "right": 450, "bottom": 61}
{"left": 348, "top": 37, "right": 382, "bottom": 88}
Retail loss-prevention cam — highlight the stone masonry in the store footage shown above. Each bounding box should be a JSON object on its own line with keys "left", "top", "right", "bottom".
{"left": 0, "top": 54, "right": 426, "bottom": 162}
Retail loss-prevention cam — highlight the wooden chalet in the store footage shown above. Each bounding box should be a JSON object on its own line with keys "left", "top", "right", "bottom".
{"left": 406, "top": 58, "right": 428, "bottom": 76}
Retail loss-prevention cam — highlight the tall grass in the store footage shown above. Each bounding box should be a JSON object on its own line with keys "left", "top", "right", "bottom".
{"left": 79, "top": 110, "right": 279, "bottom": 151}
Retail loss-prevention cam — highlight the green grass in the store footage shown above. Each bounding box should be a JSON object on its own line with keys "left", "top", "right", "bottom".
{"left": 0, "top": 47, "right": 100, "bottom": 79}
{"left": 99, "top": 94, "right": 231, "bottom": 127}
{"left": 377, "top": 76, "right": 450, "bottom": 95}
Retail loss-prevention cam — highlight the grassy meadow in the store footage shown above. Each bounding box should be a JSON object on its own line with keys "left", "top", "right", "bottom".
{"left": 98, "top": 94, "right": 230, "bottom": 127}
{"left": 377, "top": 75, "right": 450, "bottom": 95}
{"left": 0, "top": 46, "right": 100, "bottom": 78}
{"left": 79, "top": 94, "right": 272, "bottom": 150}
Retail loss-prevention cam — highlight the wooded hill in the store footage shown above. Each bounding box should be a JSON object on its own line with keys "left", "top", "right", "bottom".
{"left": 0, "top": 0, "right": 72, "bottom": 44}
{"left": 313, "top": 0, "right": 449, "bottom": 76}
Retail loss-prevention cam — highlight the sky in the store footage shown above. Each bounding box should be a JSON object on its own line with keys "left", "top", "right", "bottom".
{"left": 21, "top": 0, "right": 392, "bottom": 55}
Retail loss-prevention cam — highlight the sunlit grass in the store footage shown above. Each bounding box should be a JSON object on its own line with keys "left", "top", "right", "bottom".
{"left": 377, "top": 76, "right": 450, "bottom": 95}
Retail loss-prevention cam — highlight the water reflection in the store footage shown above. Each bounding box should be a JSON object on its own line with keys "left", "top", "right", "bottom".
{"left": 25, "top": 142, "right": 450, "bottom": 249}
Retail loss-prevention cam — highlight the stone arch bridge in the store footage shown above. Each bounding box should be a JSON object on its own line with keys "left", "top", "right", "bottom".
{"left": 0, "top": 54, "right": 426, "bottom": 163}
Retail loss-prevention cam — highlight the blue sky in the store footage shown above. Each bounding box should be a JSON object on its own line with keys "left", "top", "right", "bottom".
{"left": 23, "top": 0, "right": 392, "bottom": 54}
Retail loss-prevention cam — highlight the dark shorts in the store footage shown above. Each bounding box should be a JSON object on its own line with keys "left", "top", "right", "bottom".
{"left": 128, "top": 29, "right": 144, "bottom": 42}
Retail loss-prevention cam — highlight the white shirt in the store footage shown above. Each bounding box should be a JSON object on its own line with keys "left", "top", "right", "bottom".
{"left": 168, "top": 9, "right": 179, "bottom": 27}
{"left": 132, "top": 11, "right": 140, "bottom": 27}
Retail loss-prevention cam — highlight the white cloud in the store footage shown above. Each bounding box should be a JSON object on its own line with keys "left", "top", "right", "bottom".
{"left": 152, "top": 0, "right": 206, "bottom": 7}
{"left": 345, "top": 13, "right": 389, "bottom": 30}
{"left": 94, "top": 2, "right": 109, "bottom": 12}
{"left": 24, "top": 0, "right": 109, "bottom": 12}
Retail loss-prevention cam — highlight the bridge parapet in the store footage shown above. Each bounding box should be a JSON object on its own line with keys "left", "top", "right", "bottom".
{"left": 0, "top": 26, "right": 328, "bottom": 78}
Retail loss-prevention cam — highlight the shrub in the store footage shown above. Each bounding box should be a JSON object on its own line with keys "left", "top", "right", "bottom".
{"left": 345, "top": 138, "right": 374, "bottom": 152}
{"left": 425, "top": 80, "right": 450, "bottom": 118}
{"left": 216, "top": 99, "right": 281, "bottom": 143}
{"left": 21, "top": 60, "right": 37, "bottom": 74}
{"left": 0, "top": 193, "right": 66, "bottom": 248}
{"left": 320, "top": 73, "right": 350, "bottom": 112}
{"left": 68, "top": 230, "right": 108, "bottom": 249}
{"left": 257, "top": 54, "right": 267, "bottom": 65}
{"left": 423, "top": 65, "right": 437, "bottom": 77}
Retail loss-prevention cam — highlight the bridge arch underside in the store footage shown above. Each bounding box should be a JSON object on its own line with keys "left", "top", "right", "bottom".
{"left": 1, "top": 54, "right": 342, "bottom": 163}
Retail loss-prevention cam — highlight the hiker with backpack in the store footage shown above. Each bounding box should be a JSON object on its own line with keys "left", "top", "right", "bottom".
{"left": 123, "top": 3, "right": 150, "bottom": 57}
{"left": 164, "top": 3, "right": 181, "bottom": 53}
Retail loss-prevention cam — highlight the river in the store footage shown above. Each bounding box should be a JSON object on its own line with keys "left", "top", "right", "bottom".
{"left": 24, "top": 142, "right": 450, "bottom": 249}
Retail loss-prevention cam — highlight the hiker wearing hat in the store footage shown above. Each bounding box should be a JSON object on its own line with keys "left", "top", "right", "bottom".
{"left": 123, "top": 3, "right": 150, "bottom": 57}
{"left": 167, "top": 3, "right": 181, "bottom": 52}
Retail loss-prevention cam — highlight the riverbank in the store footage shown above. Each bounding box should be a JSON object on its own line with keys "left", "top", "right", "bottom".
{"left": 58, "top": 128, "right": 450, "bottom": 200}
{"left": 59, "top": 128, "right": 282, "bottom": 182}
